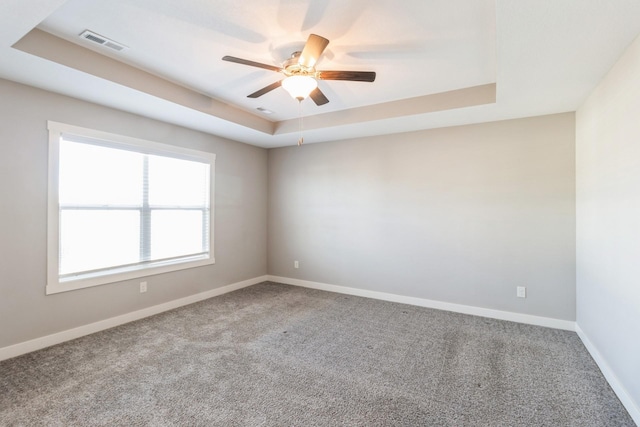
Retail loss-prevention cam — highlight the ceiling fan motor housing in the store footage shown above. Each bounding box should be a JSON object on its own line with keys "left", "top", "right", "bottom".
{"left": 283, "top": 52, "right": 316, "bottom": 77}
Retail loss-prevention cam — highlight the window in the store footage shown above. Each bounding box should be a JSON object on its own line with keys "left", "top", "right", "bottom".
{"left": 47, "top": 121, "right": 215, "bottom": 294}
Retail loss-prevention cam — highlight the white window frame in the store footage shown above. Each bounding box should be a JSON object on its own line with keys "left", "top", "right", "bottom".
{"left": 47, "top": 121, "right": 215, "bottom": 295}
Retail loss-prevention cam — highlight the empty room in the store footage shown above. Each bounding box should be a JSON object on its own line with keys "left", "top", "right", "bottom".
{"left": 1, "top": 0, "right": 639, "bottom": 425}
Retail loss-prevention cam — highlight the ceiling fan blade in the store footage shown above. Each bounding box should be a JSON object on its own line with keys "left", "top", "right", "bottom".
{"left": 309, "top": 87, "right": 329, "bottom": 106}
{"left": 299, "top": 34, "right": 329, "bottom": 68}
{"left": 247, "top": 81, "right": 282, "bottom": 98}
{"left": 222, "top": 56, "right": 282, "bottom": 73}
{"left": 318, "top": 70, "right": 376, "bottom": 82}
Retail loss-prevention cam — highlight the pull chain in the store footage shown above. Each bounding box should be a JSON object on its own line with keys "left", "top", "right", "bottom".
{"left": 297, "top": 99, "right": 304, "bottom": 146}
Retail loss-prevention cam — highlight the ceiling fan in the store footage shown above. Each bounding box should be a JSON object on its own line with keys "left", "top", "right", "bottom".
{"left": 222, "top": 34, "right": 376, "bottom": 106}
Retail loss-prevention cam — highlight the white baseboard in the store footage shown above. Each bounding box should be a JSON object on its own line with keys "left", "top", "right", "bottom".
{"left": 267, "top": 275, "right": 576, "bottom": 331}
{"left": 0, "top": 275, "right": 268, "bottom": 362}
{"left": 576, "top": 324, "right": 640, "bottom": 425}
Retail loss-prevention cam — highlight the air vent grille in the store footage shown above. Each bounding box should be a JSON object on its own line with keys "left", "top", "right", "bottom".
{"left": 79, "top": 30, "right": 127, "bottom": 52}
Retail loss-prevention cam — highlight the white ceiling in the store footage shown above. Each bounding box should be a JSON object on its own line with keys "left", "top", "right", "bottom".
{"left": 1, "top": 0, "right": 640, "bottom": 148}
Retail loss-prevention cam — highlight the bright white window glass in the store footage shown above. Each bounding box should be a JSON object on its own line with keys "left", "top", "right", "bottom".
{"left": 59, "top": 141, "right": 142, "bottom": 206}
{"left": 150, "top": 210, "right": 204, "bottom": 260}
{"left": 47, "top": 121, "right": 215, "bottom": 294}
{"left": 57, "top": 138, "right": 210, "bottom": 273}
{"left": 60, "top": 210, "right": 140, "bottom": 274}
{"left": 148, "top": 155, "right": 209, "bottom": 206}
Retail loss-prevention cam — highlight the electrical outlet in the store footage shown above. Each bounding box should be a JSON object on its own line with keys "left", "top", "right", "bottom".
{"left": 294, "top": 260, "right": 299, "bottom": 269}
{"left": 140, "top": 281, "right": 147, "bottom": 293}
{"left": 517, "top": 286, "right": 526, "bottom": 298}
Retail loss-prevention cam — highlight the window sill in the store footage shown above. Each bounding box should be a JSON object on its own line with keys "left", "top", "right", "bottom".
{"left": 46, "top": 255, "right": 215, "bottom": 295}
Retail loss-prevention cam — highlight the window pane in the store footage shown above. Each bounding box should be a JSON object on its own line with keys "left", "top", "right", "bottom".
{"left": 59, "top": 139, "right": 143, "bottom": 206}
{"left": 150, "top": 210, "right": 204, "bottom": 260}
{"left": 60, "top": 210, "right": 140, "bottom": 275}
{"left": 148, "top": 155, "right": 209, "bottom": 206}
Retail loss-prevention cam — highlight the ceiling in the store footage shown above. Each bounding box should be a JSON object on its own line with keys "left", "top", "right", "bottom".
{"left": 1, "top": 0, "right": 640, "bottom": 148}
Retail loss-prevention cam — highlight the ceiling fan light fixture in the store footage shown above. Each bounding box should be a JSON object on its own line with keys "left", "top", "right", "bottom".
{"left": 281, "top": 75, "right": 317, "bottom": 101}
{"left": 222, "top": 33, "right": 375, "bottom": 107}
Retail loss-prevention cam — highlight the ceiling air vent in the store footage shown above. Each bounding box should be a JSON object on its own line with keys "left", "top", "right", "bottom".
{"left": 256, "top": 107, "right": 274, "bottom": 115}
{"left": 79, "top": 30, "right": 127, "bottom": 52}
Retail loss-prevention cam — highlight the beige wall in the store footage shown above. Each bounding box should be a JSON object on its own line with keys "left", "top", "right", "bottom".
{"left": 576, "top": 33, "right": 640, "bottom": 413}
{"left": 0, "top": 79, "right": 577, "bottom": 350}
{"left": 0, "top": 79, "right": 268, "bottom": 348}
{"left": 268, "top": 113, "right": 576, "bottom": 321}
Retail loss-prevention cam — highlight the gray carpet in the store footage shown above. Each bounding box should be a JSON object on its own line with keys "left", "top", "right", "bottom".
{"left": 0, "top": 282, "right": 635, "bottom": 426}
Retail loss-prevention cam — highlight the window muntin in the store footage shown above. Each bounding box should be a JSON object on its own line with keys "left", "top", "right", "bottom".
{"left": 47, "top": 122, "right": 215, "bottom": 294}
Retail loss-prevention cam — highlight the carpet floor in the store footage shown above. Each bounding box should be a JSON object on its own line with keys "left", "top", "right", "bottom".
{"left": 0, "top": 282, "right": 635, "bottom": 426}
